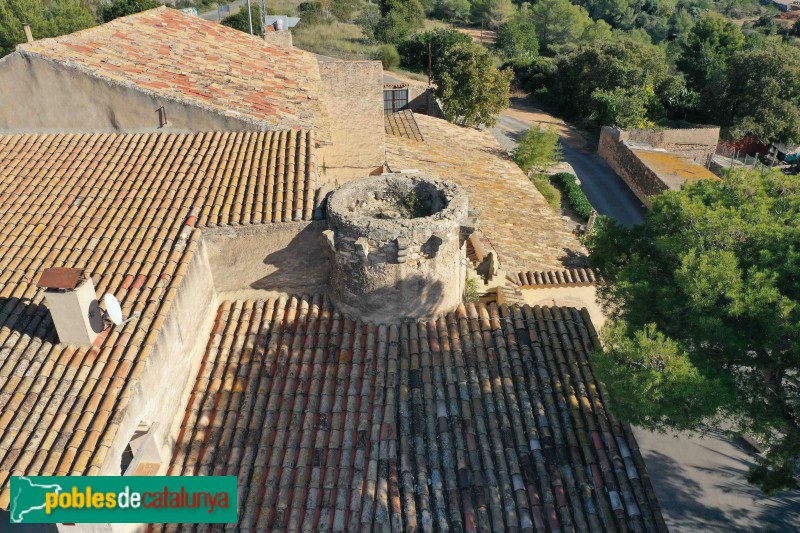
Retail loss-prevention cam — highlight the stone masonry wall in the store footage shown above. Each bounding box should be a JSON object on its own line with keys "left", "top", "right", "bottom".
{"left": 599, "top": 127, "right": 668, "bottom": 208}
{"left": 317, "top": 61, "right": 385, "bottom": 185}
{"left": 326, "top": 175, "right": 468, "bottom": 323}
{"left": 616, "top": 125, "right": 720, "bottom": 164}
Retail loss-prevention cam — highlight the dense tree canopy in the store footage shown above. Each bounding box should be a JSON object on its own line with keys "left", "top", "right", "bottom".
{"left": 527, "top": 38, "right": 673, "bottom": 124}
{"left": 677, "top": 12, "right": 745, "bottom": 90}
{"left": 723, "top": 43, "right": 800, "bottom": 143}
{"left": 99, "top": 0, "right": 159, "bottom": 23}
{"left": 372, "top": 0, "right": 424, "bottom": 43}
{"left": 587, "top": 169, "right": 800, "bottom": 494}
{"left": 0, "top": 0, "right": 95, "bottom": 56}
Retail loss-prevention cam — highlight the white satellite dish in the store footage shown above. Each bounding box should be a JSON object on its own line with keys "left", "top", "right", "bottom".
{"left": 103, "top": 293, "right": 140, "bottom": 328}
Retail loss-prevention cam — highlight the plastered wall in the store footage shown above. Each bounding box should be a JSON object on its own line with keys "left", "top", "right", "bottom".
{"left": 202, "top": 221, "right": 330, "bottom": 300}
{"left": 317, "top": 61, "right": 385, "bottom": 185}
{"left": 0, "top": 53, "right": 261, "bottom": 133}
{"left": 99, "top": 238, "right": 217, "bottom": 482}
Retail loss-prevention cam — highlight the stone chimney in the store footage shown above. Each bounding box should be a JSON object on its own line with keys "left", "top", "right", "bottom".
{"left": 37, "top": 268, "right": 104, "bottom": 345}
{"left": 263, "top": 25, "right": 293, "bottom": 49}
{"left": 325, "top": 173, "right": 470, "bottom": 322}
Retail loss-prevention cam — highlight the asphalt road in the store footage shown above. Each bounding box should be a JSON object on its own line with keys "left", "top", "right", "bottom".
{"left": 492, "top": 112, "right": 646, "bottom": 227}
{"left": 199, "top": 0, "right": 248, "bottom": 21}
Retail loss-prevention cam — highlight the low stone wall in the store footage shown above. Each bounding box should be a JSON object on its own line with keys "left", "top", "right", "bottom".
{"left": 599, "top": 127, "right": 668, "bottom": 207}
{"left": 202, "top": 221, "right": 330, "bottom": 299}
{"left": 615, "top": 125, "right": 719, "bottom": 164}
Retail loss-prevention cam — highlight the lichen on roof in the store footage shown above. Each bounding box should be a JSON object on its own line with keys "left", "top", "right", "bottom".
{"left": 629, "top": 148, "right": 719, "bottom": 190}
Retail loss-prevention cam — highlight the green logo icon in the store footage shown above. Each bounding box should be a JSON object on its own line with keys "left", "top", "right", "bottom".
{"left": 10, "top": 476, "right": 237, "bottom": 524}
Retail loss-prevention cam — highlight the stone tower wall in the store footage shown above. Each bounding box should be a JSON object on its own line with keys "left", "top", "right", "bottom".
{"left": 325, "top": 174, "right": 468, "bottom": 322}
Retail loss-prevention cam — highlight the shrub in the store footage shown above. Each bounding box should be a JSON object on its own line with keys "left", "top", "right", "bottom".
{"left": 377, "top": 44, "right": 400, "bottom": 69}
{"left": 530, "top": 173, "right": 561, "bottom": 210}
{"left": 551, "top": 172, "right": 593, "bottom": 220}
{"left": 465, "top": 277, "right": 480, "bottom": 303}
{"left": 511, "top": 126, "right": 561, "bottom": 172}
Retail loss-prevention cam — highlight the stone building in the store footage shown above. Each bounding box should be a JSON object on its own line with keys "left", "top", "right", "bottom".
{"left": 0, "top": 7, "right": 385, "bottom": 184}
{"left": 0, "top": 9, "right": 668, "bottom": 533}
{"left": 598, "top": 126, "right": 720, "bottom": 207}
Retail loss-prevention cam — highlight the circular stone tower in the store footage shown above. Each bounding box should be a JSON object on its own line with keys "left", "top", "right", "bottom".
{"left": 325, "top": 173, "right": 469, "bottom": 322}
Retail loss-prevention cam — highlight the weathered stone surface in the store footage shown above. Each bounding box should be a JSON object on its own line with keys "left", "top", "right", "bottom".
{"left": 327, "top": 174, "right": 468, "bottom": 322}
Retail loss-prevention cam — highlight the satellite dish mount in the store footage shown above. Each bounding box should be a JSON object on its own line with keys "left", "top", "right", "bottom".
{"left": 103, "top": 294, "right": 140, "bottom": 329}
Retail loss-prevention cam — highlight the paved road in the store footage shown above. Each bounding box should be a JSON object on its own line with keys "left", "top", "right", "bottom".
{"left": 635, "top": 428, "right": 800, "bottom": 532}
{"left": 493, "top": 112, "right": 646, "bottom": 227}
{"left": 199, "top": 0, "right": 248, "bottom": 21}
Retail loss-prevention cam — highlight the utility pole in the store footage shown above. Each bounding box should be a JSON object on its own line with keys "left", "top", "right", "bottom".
{"left": 427, "top": 42, "right": 432, "bottom": 87}
{"left": 246, "top": 0, "right": 254, "bottom": 35}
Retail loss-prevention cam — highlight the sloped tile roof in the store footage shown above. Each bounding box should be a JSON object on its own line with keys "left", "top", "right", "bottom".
{"left": 156, "top": 296, "right": 667, "bottom": 532}
{"left": 18, "top": 7, "right": 331, "bottom": 141}
{"left": 0, "top": 130, "right": 316, "bottom": 507}
{"left": 512, "top": 268, "right": 598, "bottom": 289}
{"left": 386, "top": 114, "right": 586, "bottom": 273}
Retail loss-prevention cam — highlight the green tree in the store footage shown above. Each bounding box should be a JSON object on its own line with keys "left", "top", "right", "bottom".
{"left": 527, "top": 38, "right": 672, "bottom": 123}
{"left": 99, "top": 0, "right": 160, "bottom": 23}
{"left": 434, "top": 41, "right": 512, "bottom": 126}
{"left": 494, "top": 13, "right": 539, "bottom": 62}
{"left": 512, "top": 125, "right": 561, "bottom": 172}
{"left": 586, "top": 168, "right": 800, "bottom": 494}
{"left": 528, "top": 0, "right": 592, "bottom": 54}
{"left": 397, "top": 28, "right": 471, "bottom": 72}
{"left": 431, "top": 0, "right": 471, "bottom": 22}
{"left": 722, "top": 43, "right": 800, "bottom": 143}
{"left": 0, "top": 0, "right": 96, "bottom": 57}
{"left": 222, "top": 5, "right": 260, "bottom": 34}
{"left": 356, "top": 3, "right": 381, "bottom": 39}
{"left": 590, "top": 83, "right": 665, "bottom": 128}
{"left": 470, "top": 0, "right": 513, "bottom": 27}
{"left": 373, "top": 0, "right": 424, "bottom": 43}
{"left": 677, "top": 12, "right": 745, "bottom": 90}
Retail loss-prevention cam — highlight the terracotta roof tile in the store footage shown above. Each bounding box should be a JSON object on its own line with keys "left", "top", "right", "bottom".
{"left": 386, "top": 114, "right": 586, "bottom": 272}
{"left": 153, "top": 296, "right": 667, "bottom": 532}
{"left": 0, "top": 130, "right": 316, "bottom": 507}
{"left": 17, "top": 7, "right": 331, "bottom": 142}
{"left": 511, "top": 268, "right": 599, "bottom": 289}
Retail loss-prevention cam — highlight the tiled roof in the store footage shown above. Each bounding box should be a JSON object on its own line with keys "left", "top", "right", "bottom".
{"left": 387, "top": 114, "right": 587, "bottom": 273}
{"left": 512, "top": 269, "right": 598, "bottom": 289}
{"left": 18, "top": 7, "right": 331, "bottom": 141}
{"left": 0, "top": 130, "right": 316, "bottom": 507}
{"left": 384, "top": 110, "right": 424, "bottom": 143}
{"left": 157, "top": 296, "right": 667, "bottom": 532}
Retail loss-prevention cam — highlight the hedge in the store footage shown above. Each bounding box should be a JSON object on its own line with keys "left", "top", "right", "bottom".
{"left": 551, "top": 172, "right": 593, "bottom": 221}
